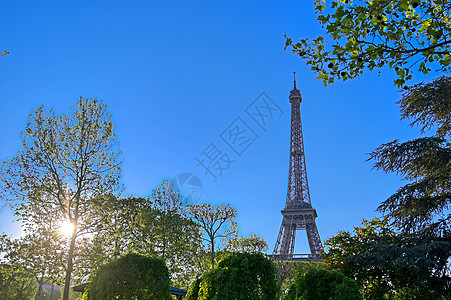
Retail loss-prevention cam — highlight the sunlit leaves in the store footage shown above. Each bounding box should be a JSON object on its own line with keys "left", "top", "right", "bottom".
{"left": 93, "top": 181, "right": 203, "bottom": 288}
{"left": 0, "top": 97, "right": 123, "bottom": 299}
{"left": 225, "top": 233, "right": 268, "bottom": 253}
{"left": 0, "top": 222, "right": 68, "bottom": 298}
{"left": 289, "top": 0, "right": 451, "bottom": 87}
{"left": 0, "top": 264, "right": 36, "bottom": 299}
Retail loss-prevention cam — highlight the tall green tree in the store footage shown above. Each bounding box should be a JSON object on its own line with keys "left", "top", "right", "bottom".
{"left": 92, "top": 180, "right": 202, "bottom": 288}
{"left": 286, "top": 0, "right": 451, "bottom": 86}
{"left": 315, "top": 76, "right": 451, "bottom": 299}
{"left": 187, "top": 203, "right": 238, "bottom": 268}
{"left": 0, "top": 97, "right": 122, "bottom": 300}
{"left": 369, "top": 76, "right": 450, "bottom": 233}
{"left": 1, "top": 189, "right": 77, "bottom": 298}
{"left": 360, "top": 76, "right": 451, "bottom": 298}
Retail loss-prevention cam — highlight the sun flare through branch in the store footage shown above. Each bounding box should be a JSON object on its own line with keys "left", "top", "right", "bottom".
{"left": 59, "top": 220, "right": 75, "bottom": 237}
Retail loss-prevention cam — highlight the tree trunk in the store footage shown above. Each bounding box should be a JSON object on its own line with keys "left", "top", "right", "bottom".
{"left": 211, "top": 240, "right": 215, "bottom": 268}
{"left": 50, "top": 284, "right": 54, "bottom": 300}
{"left": 62, "top": 231, "right": 76, "bottom": 300}
{"left": 35, "top": 279, "right": 43, "bottom": 300}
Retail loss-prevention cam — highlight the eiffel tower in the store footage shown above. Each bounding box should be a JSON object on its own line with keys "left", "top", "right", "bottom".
{"left": 272, "top": 73, "right": 323, "bottom": 261}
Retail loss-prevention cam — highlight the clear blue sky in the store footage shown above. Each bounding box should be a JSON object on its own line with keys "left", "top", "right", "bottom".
{"left": 1, "top": 1, "right": 427, "bottom": 253}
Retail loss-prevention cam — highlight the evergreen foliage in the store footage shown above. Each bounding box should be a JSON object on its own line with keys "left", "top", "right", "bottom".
{"left": 322, "top": 218, "right": 451, "bottom": 298}
{"left": 322, "top": 76, "right": 451, "bottom": 299}
{"left": 369, "top": 76, "right": 450, "bottom": 233}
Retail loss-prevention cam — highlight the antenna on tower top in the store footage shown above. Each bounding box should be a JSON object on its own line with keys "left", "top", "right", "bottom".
{"left": 293, "top": 72, "right": 297, "bottom": 89}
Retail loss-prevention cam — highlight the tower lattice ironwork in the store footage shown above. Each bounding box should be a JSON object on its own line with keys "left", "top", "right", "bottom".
{"left": 272, "top": 73, "right": 323, "bottom": 261}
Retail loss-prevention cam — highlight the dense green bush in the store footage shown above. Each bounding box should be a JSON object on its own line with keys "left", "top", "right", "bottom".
{"left": 186, "top": 277, "right": 202, "bottom": 300}
{"left": 83, "top": 253, "right": 170, "bottom": 300}
{"left": 187, "top": 252, "right": 278, "bottom": 300}
{"left": 283, "top": 266, "right": 362, "bottom": 300}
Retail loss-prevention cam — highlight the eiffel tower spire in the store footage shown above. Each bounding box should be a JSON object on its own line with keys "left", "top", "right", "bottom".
{"left": 272, "top": 74, "right": 323, "bottom": 261}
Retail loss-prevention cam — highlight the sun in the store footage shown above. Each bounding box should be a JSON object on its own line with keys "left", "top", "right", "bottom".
{"left": 59, "top": 220, "right": 75, "bottom": 237}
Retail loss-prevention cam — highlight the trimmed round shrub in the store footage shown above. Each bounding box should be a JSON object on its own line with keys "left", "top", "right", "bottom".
{"left": 188, "top": 252, "right": 278, "bottom": 300}
{"left": 283, "top": 266, "right": 362, "bottom": 300}
{"left": 84, "top": 253, "right": 171, "bottom": 300}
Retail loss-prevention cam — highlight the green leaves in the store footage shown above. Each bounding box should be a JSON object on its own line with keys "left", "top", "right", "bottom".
{"left": 286, "top": 266, "right": 362, "bottom": 300}
{"left": 84, "top": 253, "right": 171, "bottom": 300}
{"left": 225, "top": 233, "right": 268, "bottom": 253}
{"left": 0, "top": 221, "right": 68, "bottom": 297}
{"left": 287, "top": 0, "right": 451, "bottom": 87}
{"left": 187, "top": 253, "right": 278, "bottom": 300}
{"left": 370, "top": 136, "right": 450, "bottom": 232}
{"left": 92, "top": 181, "right": 203, "bottom": 289}
{"left": 0, "top": 264, "right": 36, "bottom": 300}
{"left": 321, "top": 218, "right": 451, "bottom": 298}
{"left": 0, "top": 97, "right": 123, "bottom": 300}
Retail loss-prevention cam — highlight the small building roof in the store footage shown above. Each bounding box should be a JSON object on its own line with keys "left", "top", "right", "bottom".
{"left": 72, "top": 283, "right": 187, "bottom": 297}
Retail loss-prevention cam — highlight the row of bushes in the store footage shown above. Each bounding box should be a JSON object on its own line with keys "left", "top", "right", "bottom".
{"left": 83, "top": 252, "right": 362, "bottom": 299}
